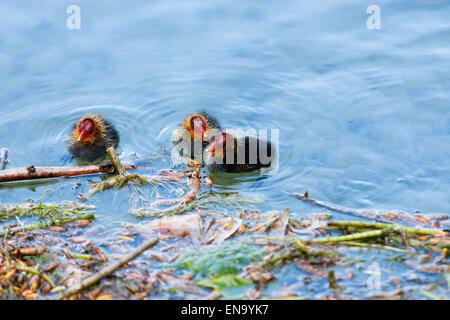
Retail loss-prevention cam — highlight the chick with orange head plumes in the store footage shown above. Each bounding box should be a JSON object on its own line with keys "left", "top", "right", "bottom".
{"left": 67, "top": 114, "right": 120, "bottom": 163}
{"left": 172, "top": 111, "right": 221, "bottom": 163}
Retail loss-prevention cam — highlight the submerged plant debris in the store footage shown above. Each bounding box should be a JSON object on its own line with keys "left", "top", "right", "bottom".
{"left": 0, "top": 154, "right": 449, "bottom": 300}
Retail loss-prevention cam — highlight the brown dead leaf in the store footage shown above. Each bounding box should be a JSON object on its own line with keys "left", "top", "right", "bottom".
{"left": 204, "top": 217, "right": 242, "bottom": 244}
{"left": 49, "top": 226, "right": 67, "bottom": 232}
{"left": 8, "top": 246, "right": 47, "bottom": 257}
{"left": 63, "top": 201, "right": 81, "bottom": 208}
{"left": 135, "top": 214, "right": 203, "bottom": 241}
{"left": 249, "top": 209, "right": 290, "bottom": 235}
{"left": 21, "top": 289, "right": 38, "bottom": 300}
{"left": 74, "top": 219, "right": 92, "bottom": 227}
{"left": 184, "top": 193, "right": 196, "bottom": 204}
{"left": 370, "top": 289, "right": 403, "bottom": 300}
{"left": 224, "top": 220, "right": 234, "bottom": 230}
{"left": 246, "top": 263, "right": 273, "bottom": 288}
{"left": 238, "top": 224, "right": 247, "bottom": 234}
{"left": 295, "top": 259, "right": 328, "bottom": 279}
{"left": 391, "top": 277, "right": 401, "bottom": 287}
{"left": 44, "top": 262, "right": 58, "bottom": 273}
{"left": 41, "top": 283, "right": 52, "bottom": 295}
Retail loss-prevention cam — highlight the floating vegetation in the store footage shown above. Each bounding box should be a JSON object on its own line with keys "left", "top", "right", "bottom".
{"left": 174, "top": 243, "right": 268, "bottom": 278}
{"left": 84, "top": 173, "right": 179, "bottom": 198}
{"left": 0, "top": 202, "right": 94, "bottom": 222}
{"left": 0, "top": 198, "right": 449, "bottom": 299}
{"left": 285, "top": 191, "right": 449, "bottom": 228}
{"left": 130, "top": 191, "right": 264, "bottom": 217}
{"left": 0, "top": 202, "right": 96, "bottom": 237}
{"left": 1, "top": 147, "right": 449, "bottom": 300}
{"left": 83, "top": 147, "right": 173, "bottom": 198}
{"left": 197, "top": 273, "right": 253, "bottom": 291}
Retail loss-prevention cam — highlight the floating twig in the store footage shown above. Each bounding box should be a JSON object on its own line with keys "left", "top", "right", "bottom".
{"left": 307, "top": 224, "right": 445, "bottom": 244}
{"left": 60, "top": 236, "right": 159, "bottom": 299}
{"left": 130, "top": 192, "right": 262, "bottom": 217}
{"left": 2, "top": 246, "right": 47, "bottom": 257}
{"left": 307, "top": 229, "right": 391, "bottom": 244}
{"left": 0, "top": 162, "right": 136, "bottom": 183}
{"left": 284, "top": 191, "right": 447, "bottom": 226}
{"left": 107, "top": 146, "right": 126, "bottom": 175}
{"left": 338, "top": 241, "right": 409, "bottom": 253}
{"left": 326, "top": 221, "right": 445, "bottom": 236}
{"left": 15, "top": 265, "right": 55, "bottom": 287}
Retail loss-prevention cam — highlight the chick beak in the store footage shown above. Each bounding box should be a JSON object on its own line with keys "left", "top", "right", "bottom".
{"left": 205, "top": 140, "right": 217, "bottom": 156}
{"left": 192, "top": 118, "right": 206, "bottom": 140}
{"left": 77, "top": 129, "right": 88, "bottom": 142}
{"left": 206, "top": 134, "right": 225, "bottom": 157}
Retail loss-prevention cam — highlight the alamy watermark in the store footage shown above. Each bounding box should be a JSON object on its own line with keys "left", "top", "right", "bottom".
{"left": 66, "top": 5, "right": 81, "bottom": 30}
{"left": 365, "top": 262, "right": 382, "bottom": 291}
{"left": 367, "top": 5, "right": 381, "bottom": 30}
{"left": 64, "top": 5, "right": 381, "bottom": 31}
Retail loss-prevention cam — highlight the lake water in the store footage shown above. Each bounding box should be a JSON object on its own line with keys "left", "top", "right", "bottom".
{"left": 0, "top": 0, "right": 449, "bottom": 299}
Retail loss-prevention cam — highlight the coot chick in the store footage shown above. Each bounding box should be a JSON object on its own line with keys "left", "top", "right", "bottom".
{"left": 172, "top": 112, "right": 221, "bottom": 162}
{"left": 67, "top": 114, "right": 120, "bottom": 163}
{"left": 205, "top": 132, "right": 274, "bottom": 173}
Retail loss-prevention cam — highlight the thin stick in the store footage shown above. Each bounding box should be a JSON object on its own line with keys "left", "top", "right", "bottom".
{"left": 0, "top": 148, "right": 8, "bottom": 170}
{"left": 60, "top": 237, "right": 159, "bottom": 299}
{"left": 339, "top": 241, "right": 409, "bottom": 253}
{"left": 284, "top": 191, "right": 445, "bottom": 226}
{"left": 107, "top": 146, "right": 126, "bottom": 175}
{"left": 326, "top": 221, "right": 445, "bottom": 236}
{"left": 307, "top": 229, "right": 390, "bottom": 244}
{"left": 15, "top": 265, "right": 55, "bottom": 287}
{"left": 0, "top": 162, "right": 136, "bottom": 183}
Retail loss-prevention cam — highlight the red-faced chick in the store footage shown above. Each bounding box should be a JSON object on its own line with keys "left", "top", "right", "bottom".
{"left": 67, "top": 114, "right": 120, "bottom": 163}
{"left": 172, "top": 111, "right": 221, "bottom": 162}
{"left": 205, "top": 132, "right": 274, "bottom": 173}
